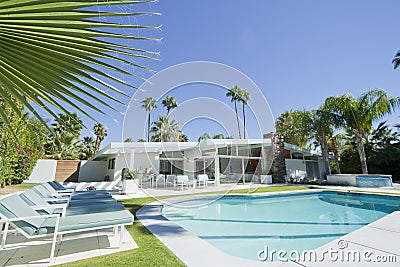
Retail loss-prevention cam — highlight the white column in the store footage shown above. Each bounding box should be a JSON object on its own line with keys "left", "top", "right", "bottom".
{"left": 214, "top": 156, "right": 220, "bottom": 186}
{"left": 129, "top": 149, "right": 135, "bottom": 170}
{"left": 241, "top": 158, "right": 245, "bottom": 185}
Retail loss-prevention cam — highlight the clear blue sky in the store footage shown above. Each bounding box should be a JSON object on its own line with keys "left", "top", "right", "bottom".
{"left": 79, "top": 0, "right": 400, "bottom": 145}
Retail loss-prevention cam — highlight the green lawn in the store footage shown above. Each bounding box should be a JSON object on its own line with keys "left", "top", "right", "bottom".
{"left": 60, "top": 185, "right": 309, "bottom": 267}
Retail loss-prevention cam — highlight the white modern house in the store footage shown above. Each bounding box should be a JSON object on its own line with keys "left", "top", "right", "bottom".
{"left": 74, "top": 138, "right": 325, "bottom": 185}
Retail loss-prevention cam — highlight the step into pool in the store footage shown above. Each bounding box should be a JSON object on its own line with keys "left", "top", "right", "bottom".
{"left": 162, "top": 191, "right": 400, "bottom": 261}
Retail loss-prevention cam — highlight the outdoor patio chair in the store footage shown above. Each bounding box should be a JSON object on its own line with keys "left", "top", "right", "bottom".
{"left": 0, "top": 194, "right": 134, "bottom": 263}
{"left": 165, "top": 175, "right": 176, "bottom": 188}
{"left": 196, "top": 174, "right": 209, "bottom": 188}
{"left": 155, "top": 174, "right": 166, "bottom": 188}
{"left": 175, "top": 175, "right": 194, "bottom": 190}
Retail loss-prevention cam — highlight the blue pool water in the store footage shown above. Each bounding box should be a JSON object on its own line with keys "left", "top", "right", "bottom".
{"left": 162, "top": 192, "right": 400, "bottom": 261}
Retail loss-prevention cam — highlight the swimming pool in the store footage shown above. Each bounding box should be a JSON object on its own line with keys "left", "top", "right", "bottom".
{"left": 162, "top": 191, "right": 400, "bottom": 261}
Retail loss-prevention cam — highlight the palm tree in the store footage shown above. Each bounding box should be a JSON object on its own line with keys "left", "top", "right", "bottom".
{"left": 46, "top": 131, "right": 81, "bottom": 160}
{"left": 276, "top": 110, "right": 314, "bottom": 148}
{"left": 162, "top": 96, "right": 178, "bottom": 115}
{"left": 238, "top": 89, "right": 250, "bottom": 139}
{"left": 392, "top": 50, "right": 400, "bottom": 69}
{"left": 52, "top": 113, "right": 83, "bottom": 138}
{"left": 213, "top": 134, "right": 225, "bottom": 139}
{"left": 198, "top": 133, "right": 211, "bottom": 142}
{"left": 94, "top": 123, "right": 107, "bottom": 152}
{"left": 141, "top": 97, "right": 157, "bottom": 142}
{"left": 325, "top": 89, "right": 399, "bottom": 174}
{"left": 151, "top": 115, "right": 181, "bottom": 142}
{"left": 308, "top": 107, "right": 338, "bottom": 177}
{"left": 226, "top": 86, "right": 242, "bottom": 139}
{"left": 81, "top": 136, "right": 96, "bottom": 160}
{"left": 0, "top": 1, "right": 158, "bottom": 137}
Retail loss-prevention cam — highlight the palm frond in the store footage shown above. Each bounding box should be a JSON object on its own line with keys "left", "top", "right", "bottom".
{"left": 0, "top": 0, "right": 159, "bottom": 133}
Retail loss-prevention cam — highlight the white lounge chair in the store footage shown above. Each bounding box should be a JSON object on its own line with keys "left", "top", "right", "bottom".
{"left": 0, "top": 194, "right": 134, "bottom": 263}
{"left": 165, "top": 175, "right": 176, "bottom": 188}
{"left": 197, "top": 174, "right": 209, "bottom": 188}
{"left": 155, "top": 174, "right": 165, "bottom": 188}
{"left": 175, "top": 175, "right": 194, "bottom": 190}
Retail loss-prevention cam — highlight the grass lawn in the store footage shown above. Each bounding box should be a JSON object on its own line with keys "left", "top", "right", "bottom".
{"left": 60, "top": 185, "right": 309, "bottom": 267}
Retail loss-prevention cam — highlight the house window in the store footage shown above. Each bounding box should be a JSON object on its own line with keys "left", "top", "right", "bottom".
{"left": 108, "top": 158, "right": 115, "bottom": 170}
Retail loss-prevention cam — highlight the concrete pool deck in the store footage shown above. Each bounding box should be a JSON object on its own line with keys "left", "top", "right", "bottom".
{"left": 137, "top": 190, "right": 400, "bottom": 267}
{"left": 0, "top": 227, "right": 137, "bottom": 266}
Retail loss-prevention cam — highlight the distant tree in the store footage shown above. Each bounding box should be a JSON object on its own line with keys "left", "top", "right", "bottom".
{"left": 198, "top": 132, "right": 211, "bottom": 142}
{"left": 94, "top": 123, "right": 107, "bottom": 152}
{"left": 124, "top": 137, "right": 134, "bottom": 142}
{"left": 151, "top": 115, "right": 181, "bottom": 142}
{"left": 162, "top": 96, "right": 178, "bottom": 115}
{"left": 226, "top": 86, "right": 242, "bottom": 139}
{"left": 213, "top": 134, "right": 225, "bottom": 139}
{"left": 137, "top": 138, "right": 146, "bottom": 142}
{"left": 81, "top": 136, "right": 95, "bottom": 159}
{"left": 179, "top": 133, "right": 189, "bottom": 142}
{"left": 392, "top": 50, "right": 400, "bottom": 69}
{"left": 141, "top": 97, "right": 157, "bottom": 142}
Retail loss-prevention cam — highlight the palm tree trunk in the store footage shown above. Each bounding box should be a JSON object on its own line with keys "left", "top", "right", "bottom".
{"left": 147, "top": 110, "right": 151, "bottom": 142}
{"left": 95, "top": 136, "right": 100, "bottom": 152}
{"left": 331, "top": 137, "right": 341, "bottom": 174}
{"left": 242, "top": 102, "right": 246, "bottom": 139}
{"left": 318, "top": 130, "right": 331, "bottom": 177}
{"left": 354, "top": 128, "right": 368, "bottom": 174}
{"left": 234, "top": 100, "right": 241, "bottom": 139}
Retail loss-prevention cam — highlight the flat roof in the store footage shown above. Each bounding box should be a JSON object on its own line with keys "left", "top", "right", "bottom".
{"left": 92, "top": 139, "right": 321, "bottom": 161}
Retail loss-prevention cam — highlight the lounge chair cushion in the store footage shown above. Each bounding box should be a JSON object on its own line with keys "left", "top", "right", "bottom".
{"left": 41, "top": 210, "right": 134, "bottom": 233}
{"left": 0, "top": 194, "right": 46, "bottom": 235}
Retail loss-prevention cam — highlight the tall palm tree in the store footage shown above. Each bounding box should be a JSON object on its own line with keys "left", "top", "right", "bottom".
{"left": 226, "top": 86, "right": 242, "bottom": 139}
{"left": 94, "top": 123, "right": 107, "bottom": 152}
{"left": 141, "top": 97, "right": 157, "bottom": 142}
{"left": 162, "top": 96, "right": 178, "bottom": 115}
{"left": 0, "top": 1, "right": 158, "bottom": 137}
{"left": 238, "top": 89, "right": 250, "bottom": 139}
{"left": 308, "top": 106, "right": 339, "bottom": 177}
{"left": 325, "top": 89, "right": 399, "bottom": 174}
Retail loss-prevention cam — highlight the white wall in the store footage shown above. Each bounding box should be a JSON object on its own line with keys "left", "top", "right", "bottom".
{"left": 27, "top": 159, "right": 57, "bottom": 183}
{"left": 78, "top": 160, "right": 108, "bottom": 182}
{"left": 133, "top": 152, "right": 160, "bottom": 173}
{"left": 327, "top": 174, "right": 357, "bottom": 186}
{"left": 285, "top": 159, "right": 306, "bottom": 179}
